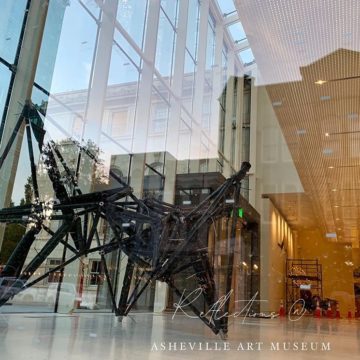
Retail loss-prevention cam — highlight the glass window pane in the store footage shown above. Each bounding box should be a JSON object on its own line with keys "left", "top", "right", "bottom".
{"left": 206, "top": 20, "right": 215, "bottom": 71}
{"left": 202, "top": 88, "right": 212, "bottom": 130}
{"left": 160, "top": 0, "right": 179, "bottom": 26}
{"left": 35, "top": 0, "right": 98, "bottom": 93}
{"left": 178, "top": 119, "right": 191, "bottom": 160}
{"left": 0, "top": 64, "right": 11, "bottom": 119}
{"left": 155, "top": 10, "right": 176, "bottom": 79}
{"left": 216, "top": 0, "right": 236, "bottom": 16}
{"left": 31, "top": 85, "right": 87, "bottom": 153}
{"left": 144, "top": 164, "right": 164, "bottom": 200}
{"left": 182, "top": 52, "right": 196, "bottom": 113}
{"left": 222, "top": 46, "right": 228, "bottom": 88}
{"left": 239, "top": 48, "right": 255, "bottom": 65}
{"left": 108, "top": 43, "right": 140, "bottom": 85}
{"left": 104, "top": 44, "right": 140, "bottom": 152}
{"left": 147, "top": 88, "right": 170, "bottom": 152}
{"left": 80, "top": 0, "right": 102, "bottom": 20}
{"left": 0, "top": 0, "right": 27, "bottom": 63}
{"left": 186, "top": 0, "right": 200, "bottom": 59}
{"left": 228, "top": 22, "right": 246, "bottom": 42}
{"left": 117, "top": 0, "right": 148, "bottom": 49}
{"left": 114, "top": 30, "right": 141, "bottom": 67}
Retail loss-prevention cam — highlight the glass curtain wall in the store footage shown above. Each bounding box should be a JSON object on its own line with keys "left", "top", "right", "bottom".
{"left": 0, "top": 0, "right": 255, "bottom": 316}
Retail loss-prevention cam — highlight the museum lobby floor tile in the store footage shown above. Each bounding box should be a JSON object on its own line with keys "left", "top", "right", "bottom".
{"left": 0, "top": 312, "right": 359, "bottom": 359}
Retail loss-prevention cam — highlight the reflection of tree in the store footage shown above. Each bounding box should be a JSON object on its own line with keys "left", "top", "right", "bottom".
{"left": 80, "top": 139, "right": 108, "bottom": 187}
{"left": 19, "top": 176, "right": 33, "bottom": 206}
{"left": 0, "top": 140, "right": 107, "bottom": 264}
{"left": 0, "top": 222, "right": 26, "bottom": 264}
{"left": 38, "top": 138, "right": 108, "bottom": 196}
{"left": 0, "top": 193, "right": 29, "bottom": 264}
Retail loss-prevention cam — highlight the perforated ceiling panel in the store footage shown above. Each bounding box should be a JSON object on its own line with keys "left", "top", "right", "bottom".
{"left": 235, "top": 1, "right": 360, "bottom": 244}
{"left": 266, "top": 49, "right": 360, "bottom": 243}
{"left": 235, "top": 0, "right": 360, "bottom": 85}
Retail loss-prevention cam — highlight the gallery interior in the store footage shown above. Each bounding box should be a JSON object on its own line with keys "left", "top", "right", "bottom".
{"left": 0, "top": 0, "right": 360, "bottom": 358}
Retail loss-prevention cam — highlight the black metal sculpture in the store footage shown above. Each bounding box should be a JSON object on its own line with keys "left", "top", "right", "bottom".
{"left": 0, "top": 102, "right": 251, "bottom": 338}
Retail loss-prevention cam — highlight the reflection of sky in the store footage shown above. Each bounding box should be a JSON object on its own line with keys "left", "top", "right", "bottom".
{"left": 0, "top": 0, "right": 27, "bottom": 63}
{"left": 50, "top": 6, "right": 96, "bottom": 93}
{"left": 117, "top": 0, "right": 147, "bottom": 49}
{"left": 239, "top": 48, "right": 254, "bottom": 64}
{"left": 216, "top": 0, "right": 236, "bottom": 15}
{"left": 32, "top": 0, "right": 224, "bottom": 161}
{"left": 228, "top": 22, "right": 246, "bottom": 42}
{"left": 3, "top": 0, "right": 254, "bottom": 205}
{"left": 8, "top": 0, "right": 253, "bottom": 205}
{"left": 36, "top": 0, "right": 97, "bottom": 93}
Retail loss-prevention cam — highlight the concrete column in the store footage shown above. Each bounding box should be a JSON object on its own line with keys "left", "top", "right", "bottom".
{"left": 249, "top": 77, "right": 258, "bottom": 207}
{"left": 162, "top": 152, "right": 176, "bottom": 203}
{"left": 260, "top": 198, "right": 270, "bottom": 312}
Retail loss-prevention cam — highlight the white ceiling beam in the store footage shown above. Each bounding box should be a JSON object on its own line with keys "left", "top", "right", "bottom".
{"left": 224, "top": 13, "right": 239, "bottom": 26}
{"left": 234, "top": 40, "right": 250, "bottom": 52}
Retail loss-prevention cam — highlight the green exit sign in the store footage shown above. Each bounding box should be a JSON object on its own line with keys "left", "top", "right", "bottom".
{"left": 230, "top": 208, "right": 244, "bottom": 218}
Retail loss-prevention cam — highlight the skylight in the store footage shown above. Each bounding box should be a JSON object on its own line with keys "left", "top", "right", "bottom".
{"left": 239, "top": 48, "right": 255, "bottom": 65}
{"left": 216, "top": 0, "right": 236, "bottom": 16}
{"left": 217, "top": 1, "right": 256, "bottom": 67}
{"left": 228, "top": 22, "right": 246, "bottom": 43}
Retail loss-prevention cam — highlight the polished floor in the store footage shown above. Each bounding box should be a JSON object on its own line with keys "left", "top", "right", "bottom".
{"left": 0, "top": 311, "right": 359, "bottom": 359}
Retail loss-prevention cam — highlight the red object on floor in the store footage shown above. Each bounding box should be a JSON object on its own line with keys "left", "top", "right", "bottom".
{"left": 279, "top": 300, "right": 285, "bottom": 317}
{"left": 335, "top": 304, "right": 341, "bottom": 319}
{"left": 326, "top": 302, "right": 333, "bottom": 318}
{"left": 314, "top": 301, "right": 321, "bottom": 318}
{"left": 347, "top": 310, "right": 352, "bottom": 319}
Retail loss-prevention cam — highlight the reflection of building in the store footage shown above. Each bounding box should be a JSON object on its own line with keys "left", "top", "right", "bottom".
{"left": 32, "top": 71, "right": 260, "bottom": 310}
{"left": 4, "top": 0, "right": 356, "bottom": 319}
{"left": 0, "top": 0, "right": 297, "bottom": 315}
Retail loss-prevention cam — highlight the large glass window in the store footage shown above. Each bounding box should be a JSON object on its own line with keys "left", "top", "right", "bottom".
{"left": 114, "top": 30, "right": 142, "bottom": 68}
{"left": 178, "top": 118, "right": 191, "bottom": 161}
{"left": 205, "top": 15, "right": 216, "bottom": 72}
{"left": 79, "top": 0, "right": 102, "bottom": 20}
{"left": 239, "top": 48, "right": 255, "bottom": 66}
{"left": 155, "top": 8, "right": 177, "bottom": 81}
{"left": 160, "top": 0, "right": 179, "bottom": 27}
{"left": 0, "top": 0, "right": 27, "bottom": 64}
{"left": 221, "top": 44, "right": 228, "bottom": 89}
{"left": 108, "top": 41, "right": 140, "bottom": 85}
{"left": 35, "top": 0, "right": 98, "bottom": 94}
{"left": 116, "top": 0, "right": 148, "bottom": 49}
{"left": 104, "top": 40, "right": 141, "bottom": 151}
{"left": 203, "top": 14, "right": 216, "bottom": 133}
{"left": 147, "top": 87, "right": 170, "bottom": 152}
{"left": 216, "top": 0, "right": 237, "bottom": 16}
{"left": 186, "top": 0, "right": 200, "bottom": 60}
{"left": 182, "top": 51, "right": 196, "bottom": 113}
{"left": 228, "top": 22, "right": 246, "bottom": 43}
